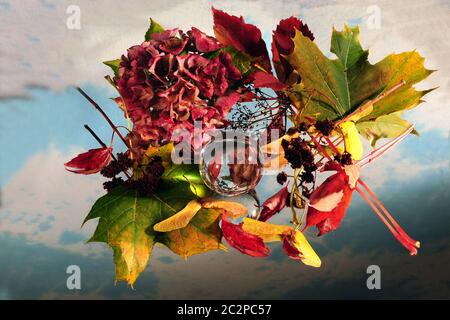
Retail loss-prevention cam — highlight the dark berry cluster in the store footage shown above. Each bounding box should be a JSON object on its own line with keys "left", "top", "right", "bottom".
{"left": 334, "top": 152, "right": 353, "bottom": 165}
{"left": 102, "top": 153, "right": 165, "bottom": 195}
{"left": 297, "top": 122, "right": 311, "bottom": 132}
{"left": 144, "top": 156, "right": 165, "bottom": 177}
{"left": 101, "top": 152, "right": 133, "bottom": 178}
{"left": 281, "top": 137, "right": 315, "bottom": 170}
{"left": 315, "top": 119, "right": 334, "bottom": 136}
{"left": 126, "top": 175, "right": 161, "bottom": 196}
{"left": 276, "top": 172, "right": 288, "bottom": 185}
{"left": 103, "top": 177, "right": 125, "bottom": 192}
{"left": 126, "top": 156, "right": 165, "bottom": 196}
{"left": 281, "top": 137, "right": 317, "bottom": 199}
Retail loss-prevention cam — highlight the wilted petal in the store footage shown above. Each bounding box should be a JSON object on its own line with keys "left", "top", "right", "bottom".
{"left": 222, "top": 216, "right": 270, "bottom": 257}
{"left": 149, "top": 54, "right": 177, "bottom": 84}
{"left": 259, "top": 185, "right": 289, "bottom": 222}
{"left": 190, "top": 27, "right": 222, "bottom": 52}
{"left": 64, "top": 146, "right": 112, "bottom": 175}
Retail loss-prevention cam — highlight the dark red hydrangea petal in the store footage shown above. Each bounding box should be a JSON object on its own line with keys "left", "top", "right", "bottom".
{"left": 115, "top": 26, "right": 243, "bottom": 151}
{"left": 159, "top": 37, "right": 188, "bottom": 55}
{"left": 249, "top": 71, "right": 288, "bottom": 91}
{"left": 259, "top": 185, "right": 289, "bottom": 222}
{"left": 190, "top": 27, "right": 222, "bottom": 53}
{"left": 148, "top": 54, "right": 178, "bottom": 84}
{"left": 215, "top": 92, "right": 240, "bottom": 116}
{"left": 65, "top": 146, "right": 113, "bottom": 175}
{"left": 212, "top": 7, "right": 271, "bottom": 72}
{"left": 221, "top": 216, "right": 270, "bottom": 257}
{"left": 272, "top": 17, "right": 314, "bottom": 83}
{"left": 150, "top": 28, "right": 179, "bottom": 41}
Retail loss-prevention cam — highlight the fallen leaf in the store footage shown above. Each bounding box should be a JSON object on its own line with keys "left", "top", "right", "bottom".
{"left": 272, "top": 16, "right": 314, "bottom": 83}
{"left": 84, "top": 180, "right": 222, "bottom": 285}
{"left": 344, "top": 164, "right": 360, "bottom": 189}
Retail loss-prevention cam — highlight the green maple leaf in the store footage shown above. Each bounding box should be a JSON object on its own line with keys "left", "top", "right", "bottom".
{"left": 286, "top": 25, "right": 434, "bottom": 134}
{"left": 103, "top": 59, "right": 121, "bottom": 78}
{"left": 356, "top": 112, "right": 419, "bottom": 147}
{"left": 84, "top": 176, "right": 221, "bottom": 285}
{"left": 145, "top": 18, "right": 164, "bottom": 41}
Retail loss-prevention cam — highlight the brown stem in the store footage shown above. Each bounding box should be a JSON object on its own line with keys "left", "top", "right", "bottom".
{"left": 83, "top": 125, "right": 131, "bottom": 179}
{"left": 76, "top": 87, "right": 130, "bottom": 148}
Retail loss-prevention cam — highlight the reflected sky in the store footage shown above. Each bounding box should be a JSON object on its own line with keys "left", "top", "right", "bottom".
{"left": 0, "top": 0, "right": 449, "bottom": 300}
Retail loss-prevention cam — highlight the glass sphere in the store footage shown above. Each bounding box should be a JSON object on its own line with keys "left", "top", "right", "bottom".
{"left": 199, "top": 131, "right": 263, "bottom": 196}
{"left": 209, "top": 192, "right": 261, "bottom": 219}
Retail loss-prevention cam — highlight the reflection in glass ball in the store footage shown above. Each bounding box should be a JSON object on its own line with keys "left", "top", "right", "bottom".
{"left": 209, "top": 192, "right": 261, "bottom": 219}
{"left": 199, "top": 132, "right": 263, "bottom": 196}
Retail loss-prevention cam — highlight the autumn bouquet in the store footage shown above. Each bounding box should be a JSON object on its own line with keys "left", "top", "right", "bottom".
{"left": 65, "top": 8, "right": 432, "bottom": 285}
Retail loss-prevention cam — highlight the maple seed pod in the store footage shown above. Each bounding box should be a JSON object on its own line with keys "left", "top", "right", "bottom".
{"left": 200, "top": 198, "right": 248, "bottom": 219}
{"left": 242, "top": 218, "right": 293, "bottom": 242}
{"left": 153, "top": 200, "right": 202, "bottom": 232}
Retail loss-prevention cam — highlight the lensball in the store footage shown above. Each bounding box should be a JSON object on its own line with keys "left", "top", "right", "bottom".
{"left": 199, "top": 131, "right": 263, "bottom": 196}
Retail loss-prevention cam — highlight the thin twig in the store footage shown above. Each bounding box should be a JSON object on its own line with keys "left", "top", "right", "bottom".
{"left": 76, "top": 87, "right": 129, "bottom": 148}
{"left": 83, "top": 124, "right": 131, "bottom": 179}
